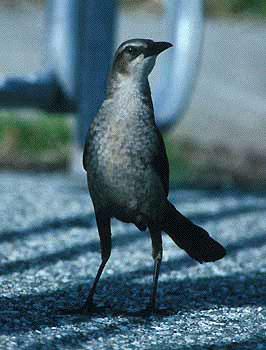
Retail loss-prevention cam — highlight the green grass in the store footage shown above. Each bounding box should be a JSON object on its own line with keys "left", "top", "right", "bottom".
{"left": 205, "top": 0, "right": 266, "bottom": 18}
{"left": 0, "top": 112, "right": 265, "bottom": 189}
{"left": 0, "top": 112, "right": 196, "bottom": 182}
{"left": 0, "top": 114, "right": 70, "bottom": 152}
{"left": 165, "top": 132, "right": 266, "bottom": 190}
{"left": 0, "top": 112, "right": 72, "bottom": 170}
{"left": 164, "top": 136, "right": 193, "bottom": 186}
{"left": 2, "top": 0, "right": 266, "bottom": 18}
{"left": 164, "top": 134, "right": 209, "bottom": 188}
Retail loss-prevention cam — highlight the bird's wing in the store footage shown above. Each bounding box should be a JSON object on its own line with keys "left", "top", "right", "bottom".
{"left": 152, "top": 127, "right": 169, "bottom": 196}
{"left": 83, "top": 142, "right": 88, "bottom": 171}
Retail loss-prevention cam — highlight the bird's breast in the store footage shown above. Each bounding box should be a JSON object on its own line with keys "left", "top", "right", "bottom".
{"left": 86, "top": 102, "right": 159, "bottom": 205}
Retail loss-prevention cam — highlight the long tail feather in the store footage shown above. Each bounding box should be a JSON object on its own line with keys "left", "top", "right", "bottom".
{"left": 163, "top": 202, "right": 226, "bottom": 263}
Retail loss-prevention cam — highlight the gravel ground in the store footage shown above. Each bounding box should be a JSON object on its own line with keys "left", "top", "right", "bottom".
{"left": 0, "top": 172, "right": 265, "bottom": 349}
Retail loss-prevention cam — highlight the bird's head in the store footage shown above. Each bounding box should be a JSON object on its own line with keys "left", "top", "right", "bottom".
{"left": 111, "top": 39, "right": 173, "bottom": 80}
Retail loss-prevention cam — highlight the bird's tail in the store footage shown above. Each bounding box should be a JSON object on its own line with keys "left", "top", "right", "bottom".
{"left": 163, "top": 201, "right": 226, "bottom": 263}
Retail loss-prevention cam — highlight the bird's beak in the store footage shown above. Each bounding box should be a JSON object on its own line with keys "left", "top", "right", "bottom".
{"left": 145, "top": 41, "right": 173, "bottom": 58}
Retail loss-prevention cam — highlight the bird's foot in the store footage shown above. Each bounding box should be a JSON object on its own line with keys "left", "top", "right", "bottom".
{"left": 129, "top": 304, "right": 157, "bottom": 317}
{"left": 129, "top": 304, "right": 173, "bottom": 317}
{"left": 58, "top": 302, "right": 105, "bottom": 316}
{"left": 145, "top": 303, "right": 157, "bottom": 315}
{"left": 79, "top": 302, "right": 106, "bottom": 315}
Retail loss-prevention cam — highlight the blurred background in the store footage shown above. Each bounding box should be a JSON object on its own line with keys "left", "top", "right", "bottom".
{"left": 0, "top": 0, "right": 265, "bottom": 189}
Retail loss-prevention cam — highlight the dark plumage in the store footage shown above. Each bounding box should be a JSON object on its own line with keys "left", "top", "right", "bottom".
{"left": 82, "top": 39, "right": 226, "bottom": 314}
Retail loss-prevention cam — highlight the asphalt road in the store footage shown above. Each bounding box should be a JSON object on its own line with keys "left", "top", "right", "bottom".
{"left": 175, "top": 19, "right": 266, "bottom": 153}
{"left": 0, "top": 172, "right": 265, "bottom": 349}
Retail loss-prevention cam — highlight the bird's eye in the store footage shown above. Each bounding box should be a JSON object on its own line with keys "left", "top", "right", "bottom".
{"left": 125, "top": 46, "right": 138, "bottom": 56}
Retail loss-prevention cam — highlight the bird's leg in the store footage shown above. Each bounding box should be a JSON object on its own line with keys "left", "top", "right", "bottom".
{"left": 81, "top": 213, "right": 112, "bottom": 313}
{"left": 148, "top": 227, "right": 163, "bottom": 314}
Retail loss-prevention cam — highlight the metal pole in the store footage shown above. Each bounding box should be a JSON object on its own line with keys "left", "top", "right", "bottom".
{"left": 77, "top": 0, "right": 117, "bottom": 148}
{"left": 48, "top": 0, "right": 80, "bottom": 105}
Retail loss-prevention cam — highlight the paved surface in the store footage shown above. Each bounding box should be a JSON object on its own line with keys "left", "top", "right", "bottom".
{"left": 0, "top": 172, "right": 265, "bottom": 349}
{"left": 176, "top": 19, "right": 266, "bottom": 153}
{"left": 0, "top": 5, "right": 44, "bottom": 75}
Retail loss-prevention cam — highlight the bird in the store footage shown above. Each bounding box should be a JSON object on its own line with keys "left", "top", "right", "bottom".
{"left": 82, "top": 38, "right": 226, "bottom": 314}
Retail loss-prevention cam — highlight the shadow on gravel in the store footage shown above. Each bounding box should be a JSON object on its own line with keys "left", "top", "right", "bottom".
{"left": 0, "top": 193, "right": 265, "bottom": 347}
{"left": 0, "top": 228, "right": 147, "bottom": 276}
{"left": 190, "top": 205, "right": 266, "bottom": 225}
{"left": 0, "top": 264, "right": 265, "bottom": 336}
{"left": 0, "top": 214, "right": 94, "bottom": 244}
{"left": 35, "top": 334, "right": 266, "bottom": 350}
{"left": 1, "top": 200, "right": 265, "bottom": 245}
{"left": 227, "top": 233, "right": 266, "bottom": 255}
{"left": 1, "top": 222, "right": 265, "bottom": 277}
{"left": 185, "top": 337, "right": 266, "bottom": 350}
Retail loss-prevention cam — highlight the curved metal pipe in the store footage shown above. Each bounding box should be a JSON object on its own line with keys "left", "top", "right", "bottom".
{"left": 154, "top": 0, "right": 204, "bottom": 130}
{"left": 0, "top": 70, "right": 74, "bottom": 113}
{"left": 0, "top": 0, "right": 203, "bottom": 134}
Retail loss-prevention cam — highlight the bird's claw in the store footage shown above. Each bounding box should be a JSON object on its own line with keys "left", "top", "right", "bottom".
{"left": 129, "top": 304, "right": 174, "bottom": 317}
{"left": 80, "top": 302, "right": 104, "bottom": 315}
{"left": 128, "top": 304, "right": 157, "bottom": 317}
{"left": 58, "top": 302, "right": 105, "bottom": 316}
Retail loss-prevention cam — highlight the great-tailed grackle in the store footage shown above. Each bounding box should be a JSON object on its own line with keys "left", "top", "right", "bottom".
{"left": 82, "top": 39, "right": 226, "bottom": 314}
